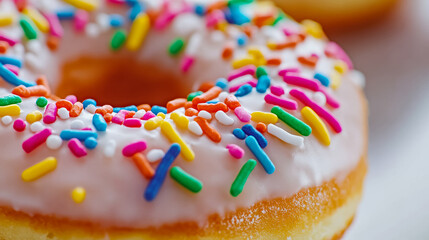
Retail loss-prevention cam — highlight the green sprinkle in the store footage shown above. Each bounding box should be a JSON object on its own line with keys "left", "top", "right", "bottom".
{"left": 187, "top": 91, "right": 203, "bottom": 101}
{"left": 110, "top": 30, "right": 127, "bottom": 51}
{"left": 20, "top": 16, "right": 38, "bottom": 40}
{"left": 230, "top": 159, "right": 257, "bottom": 197}
{"left": 170, "top": 166, "right": 203, "bottom": 193}
{"left": 168, "top": 37, "right": 185, "bottom": 56}
{"left": 273, "top": 11, "right": 288, "bottom": 26}
{"left": 0, "top": 95, "right": 21, "bottom": 106}
{"left": 36, "top": 97, "right": 48, "bottom": 108}
{"left": 228, "top": 0, "right": 254, "bottom": 6}
{"left": 256, "top": 66, "right": 268, "bottom": 78}
{"left": 271, "top": 106, "right": 312, "bottom": 136}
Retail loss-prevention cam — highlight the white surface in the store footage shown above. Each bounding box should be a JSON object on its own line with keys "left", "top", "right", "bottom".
{"left": 330, "top": 0, "right": 429, "bottom": 239}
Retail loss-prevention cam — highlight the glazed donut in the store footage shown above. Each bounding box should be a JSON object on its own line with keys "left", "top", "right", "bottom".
{"left": 0, "top": 0, "right": 367, "bottom": 239}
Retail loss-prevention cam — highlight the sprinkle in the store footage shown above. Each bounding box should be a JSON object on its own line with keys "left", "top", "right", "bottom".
{"left": 301, "top": 19, "right": 325, "bottom": 39}
{"left": 133, "top": 109, "right": 146, "bottom": 119}
{"left": 256, "top": 66, "right": 268, "bottom": 78}
{"left": 197, "top": 110, "right": 212, "bottom": 120}
{"left": 30, "top": 122, "right": 44, "bottom": 132}
{"left": 13, "top": 119, "right": 26, "bottom": 132}
{"left": 170, "top": 166, "right": 202, "bottom": 193}
{"left": 242, "top": 124, "right": 267, "bottom": 148}
{"left": 230, "top": 159, "right": 257, "bottom": 197}
{"left": 256, "top": 122, "right": 267, "bottom": 133}
{"left": 82, "top": 99, "right": 96, "bottom": 109}
{"left": 1, "top": 116, "right": 12, "bottom": 125}
{"left": 71, "top": 187, "right": 86, "bottom": 204}
{"left": 108, "top": 29, "right": 126, "bottom": 51}
{"left": 225, "top": 94, "right": 241, "bottom": 110}
{"left": 12, "top": 85, "right": 48, "bottom": 98}
{"left": 245, "top": 136, "right": 274, "bottom": 174}
{"left": 270, "top": 85, "right": 284, "bottom": 96}
{"left": 42, "top": 103, "right": 57, "bottom": 124}
{"left": 267, "top": 124, "right": 303, "bottom": 146}
{"left": 63, "top": 0, "right": 98, "bottom": 11}
{"left": 109, "top": 14, "right": 124, "bottom": 27}
{"left": 127, "top": 2, "right": 143, "bottom": 20}
{"left": 234, "top": 106, "right": 251, "bottom": 122}
{"left": 57, "top": 108, "right": 70, "bottom": 120}
{"left": 26, "top": 111, "right": 42, "bottom": 124}
{"left": 20, "top": 15, "right": 38, "bottom": 40}
{"left": 229, "top": 80, "right": 257, "bottom": 93}
{"left": 131, "top": 153, "right": 155, "bottom": 179}
{"left": 0, "top": 13, "right": 14, "bottom": 27}
{"left": 142, "top": 111, "right": 156, "bottom": 120}
{"left": 0, "top": 34, "right": 18, "bottom": 47}
{"left": 147, "top": 149, "right": 165, "bottom": 163}
{"left": 0, "top": 95, "right": 21, "bottom": 106}
{"left": 318, "top": 87, "right": 340, "bottom": 109}
{"left": 0, "top": 65, "right": 35, "bottom": 87}
{"left": 251, "top": 111, "right": 278, "bottom": 124}
{"left": 151, "top": 105, "right": 167, "bottom": 115}
{"left": 91, "top": 113, "right": 107, "bottom": 131}
{"left": 187, "top": 121, "right": 202, "bottom": 136}
{"left": 0, "top": 104, "right": 20, "bottom": 117}
{"left": 218, "top": 92, "right": 229, "bottom": 102}
{"left": 235, "top": 84, "right": 252, "bottom": 97}
{"left": 0, "top": 56, "right": 22, "bottom": 68}
{"left": 22, "top": 157, "right": 57, "bottom": 182}
{"left": 197, "top": 102, "right": 228, "bottom": 113}
{"left": 289, "top": 89, "right": 342, "bottom": 133}
{"left": 227, "top": 65, "right": 256, "bottom": 82}
{"left": 70, "top": 102, "right": 84, "bottom": 117}
{"left": 22, "top": 7, "right": 49, "bottom": 33}
{"left": 215, "top": 78, "right": 228, "bottom": 90}
{"left": 60, "top": 129, "right": 97, "bottom": 141}
{"left": 168, "top": 37, "right": 185, "bottom": 56}
{"left": 144, "top": 116, "right": 163, "bottom": 130}
{"left": 215, "top": 110, "right": 234, "bottom": 125}
{"left": 222, "top": 44, "right": 234, "bottom": 60}
{"left": 44, "top": 13, "right": 64, "bottom": 38}
{"left": 65, "top": 95, "right": 77, "bottom": 104}
{"left": 324, "top": 42, "right": 353, "bottom": 70}
{"left": 170, "top": 112, "right": 189, "bottom": 129}
{"left": 313, "top": 91, "right": 327, "bottom": 106}
{"left": 84, "top": 137, "right": 98, "bottom": 149}
{"left": 236, "top": 34, "right": 248, "bottom": 46}
{"left": 113, "top": 105, "right": 137, "bottom": 113}
{"left": 112, "top": 110, "right": 127, "bottom": 124}
{"left": 233, "top": 128, "right": 246, "bottom": 140}
{"left": 46, "top": 135, "right": 62, "bottom": 150}
{"left": 160, "top": 121, "right": 195, "bottom": 161}
{"left": 271, "top": 106, "right": 311, "bottom": 136}
{"left": 124, "top": 118, "right": 142, "bottom": 128}
{"left": 103, "top": 140, "right": 116, "bottom": 158}
{"left": 35, "top": 97, "right": 47, "bottom": 108}
{"left": 126, "top": 13, "right": 150, "bottom": 51}
{"left": 264, "top": 93, "right": 297, "bottom": 110}
{"left": 68, "top": 138, "right": 87, "bottom": 158}
{"left": 180, "top": 55, "right": 195, "bottom": 73}
{"left": 256, "top": 75, "right": 271, "bottom": 93}
{"left": 301, "top": 106, "right": 330, "bottom": 146}
{"left": 194, "top": 117, "right": 221, "bottom": 143}
{"left": 226, "top": 144, "right": 244, "bottom": 159}
{"left": 122, "top": 141, "right": 147, "bottom": 157}
{"left": 282, "top": 75, "right": 319, "bottom": 92}
{"left": 314, "top": 73, "right": 330, "bottom": 87}
{"left": 144, "top": 143, "right": 181, "bottom": 201}
{"left": 192, "top": 87, "right": 222, "bottom": 107}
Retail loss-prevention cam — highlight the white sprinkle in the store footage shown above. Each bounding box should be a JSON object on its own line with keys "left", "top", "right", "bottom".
{"left": 218, "top": 92, "right": 229, "bottom": 102}
{"left": 85, "top": 104, "right": 97, "bottom": 114}
{"left": 30, "top": 122, "right": 44, "bottom": 132}
{"left": 103, "top": 140, "right": 116, "bottom": 158}
{"left": 267, "top": 124, "right": 304, "bottom": 147}
{"left": 313, "top": 91, "right": 326, "bottom": 106}
{"left": 146, "top": 149, "right": 165, "bottom": 163}
{"left": 85, "top": 23, "right": 100, "bottom": 38}
{"left": 349, "top": 70, "right": 366, "bottom": 88}
{"left": 229, "top": 74, "right": 254, "bottom": 86}
{"left": 25, "top": 53, "right": 42, "bottom": 70}
{"left": 11, "top": 44, "right": 25, "bottom": 60}
{"left": 70, "top": 120, "right": 85, "bottom": 129}
{"left": 58, "top": 108, "right": 70, "bottom": 119}
{"left": 134, "top": 109, "right": 146, "bottom": 119}
{"left": 96, "top": 13, "right": 110, "bottom": 31}
{"left": 188, "top": 121, "right": 203, "bottom": 136}
{"left": 27, "top": 40, "right": 43, "bottom": 54}
{"left": 46, "top": 135, "right": 62, "bottom": 150}
{"left": 1, "top": 116, "right": 12, "bottom": 125}
{"left": 185, "top": 33, "right": 202, "bottom": 56}
{"left": 173, "top": 14, "right": 202, "bottom": 37}
{"left": 215, "top": 110, "right": 234, "bottom": 125}
{"left": 198, "top": 110, "right": 211, "bottom": 120}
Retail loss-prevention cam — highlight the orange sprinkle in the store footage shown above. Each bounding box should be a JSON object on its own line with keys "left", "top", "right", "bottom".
{"left": 125, "top": 111, "right": 135, "bottom": 118}
{"left": 197, "top": 102, "right": 228, "bottom": 113}
{"left": 46, "top": 35, "right": 59, "bottom": 51}
{"left": 185, "top": 108, "right": 198, "bottom": 117}
{"left": 95, "top": 105, "right": 113, "bottom": 116}
{"left": 198, "top": 82, "right": 215, "bottom": 92}
{"left": 104, "top": 113, "right": 112, "bottom": 123}
{"left": 194, "top": 117, "right": 221, "bottom": 143}
{"left": 266, "top": 57, "right": 282, "bottom": 66}
{"left": 0, "top": 41, "right": 9, "bottom": 54}
{"left": 206, "top": 0, "right": 227, "bottom": 13}
{"left": 224, "top": 94, "right": 241, "bottom": 110}
{"left": 131, "top": 153, "right": 155, "bottom": 180}
{"left": 253, "top": 13, "right": 274, "bottom": 28}
{"left": 56, "top": 99, "right": 73, "bottom": 111}
{"left": 146, "top": 9, "right": 160, "bottom": 25}
{"left": 298, "top": 55, "right": 318, "bottom": 68}
{"left": 70, "top": 102, "right": 83, "bottom": 117}
{"left": 14, "top": 0, "right": 27, "bottom": 11}
{"left": 167, "top": 98, "right": 186, "bottom": 113}
{"left": 12, "top": 85, "right": 48, "bottom": 98}
{"left": 192, "top": 86, "right": 222, "bottom": 107}
{"left": 49, "top": 95, "right": 61, "bottom": 101}
{"left": 184, "top": 101, "right": 193, "bottom": 109}
{"left": 36, "top": 75, "right": 51, "bottom": 96}
{"left": 256, "top": 122, "right": 267, "bottom": 133}
{"left": 137, "top": 104, "right": 151, "bottom": 111}
{"left": 242, "top": 25, "right": 253, "bottom": 38}
{"left": 222, "top": 44, "right": 233, "bottom": 60}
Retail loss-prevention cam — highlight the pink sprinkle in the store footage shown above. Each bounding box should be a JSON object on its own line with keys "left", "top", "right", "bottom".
{"left": 122, "top": 140, "right": 147, "bottom": 157}
{"left": 234, "top": 107, "right": 250, "bottom": 123}
{"left": 181, "top": 55, "right": 194, "bottom": 73}
{"left": 142, "top": 111, "right": 156, "bottom": 120}
{"left": 81, "top": 127, "right": 92, "bottom": 131}
{"left": 227, "top": 65, "right": 256, "bottom": 82}
{"left": 74, "top": 10, "right": 89, "bottom": 32}
{"left": 318, "top": 88, "right": 340, "bottom": 109}
{"left": 4, "top": 64, "right": 19, "bottom": 75}
{"left": 112, "top": 110, "right": 127, "bottom": 125}
{"left": 206, "top": 10, "right": 224, "bottom": 28}
{"left": 270, "top": 85, "right": 284, "bottom": 96}
{"left": 43, "top": 103, "right": 57, "bottom": 124}
{"left": 43, "top": 13, "right": 63, "bottom": 38}
{"left": 154, "top": 11, "right": 176, "bottom": 30}
{"left": 124, "top": 118, "right": 142, "bottom": 128}
{"left": 325, "top": 42, "right": 353, "bottom": 69}
{"left": 106, "top": 0, "right": 126, "bottom": 4}
{"left": 226, "top": 144, "right": 244, "bottom": 159}
{"left": 22, "top": 128, "right": 52, "bottom": 153}
{"left": 13, "top": 119, "right": 26, "bottom": 132}
{"left": 278, "top": 68, "right": 299, "bottom": 77}
{"left": 68, "top": 138, "right": 87, "bottom": 158}
{"left": 229, "top": 80, "right": 257, "bottom": 93}
{"left": 264, "top": 93, "right": 297, "bottom": 110}
{"left": 289, "top": 89, "right": 342, "bottom": 133}
{"left": 282, "top": 75, "right": 320, "bottom": 92}
{"left": 0, "top": 33, "right": 19, "bottom": 46}
{"left": 65, "top": 95, "right": 77, "bottom": 104}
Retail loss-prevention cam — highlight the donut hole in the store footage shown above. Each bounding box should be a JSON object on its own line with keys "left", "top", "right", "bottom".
{"left": 55, "top": 56, "right": 191, "bottom": 107}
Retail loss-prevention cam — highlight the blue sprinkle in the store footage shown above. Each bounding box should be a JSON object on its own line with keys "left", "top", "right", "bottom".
{"left": 228, "top": 5, "right": 250, "bottom": 25}
{"left": 113, "top": 105, "right": 138, "bottom": 113}
{"left": 237, "top": 34, "right": 248, "bottom": 46}
{"left": 0, "top": 65, "right": 35, "bottom": 87}
{"left": 314, "top": 73, "right": 330, "bottom": 87}
{"left": 194, "top": 4, "right": 205, "bottom": 16}
{"left": 256, "top": 75, "right": 271, "bottom": 93}
{"left": 128, "top": 2, "right": 144, "bottom": 21}
{"left": 245, "top": 136, "right": 275, "bottom": 174}
{"left": 60, "top": 130, "right": 98, "bottom": 141}
{"left": 151, "top": 105, "right": 167, "bottom": 115}
{"left": 235, "top": 84, "right": 252, "bottom": 97}
{"left": 207, "top": 100, "right": 220, "bottom": 104}
{"left": 56, "top": 8, "right": 76, "bottom": 20}
{"left": 0, "top": 56, "right": 22, "bottom": 68}
{"left": 109, "top": 14, "right": 124, "bottom": 28}
{"left": 242, "top": 124, "right": 267, "bottom": 148}
{"left": 233, "top": 128, "right": 246, "bottom": 140}
{"left": 125, "top": 0, "right": 139, "bottom": 6}
{"left": 84, "top": 137, "right": 98, "bottom": 150}
{"left": 82, "top": 99, "right": 97, "bottom": 109}
{"left": 144, "top": 143, "right": 181, "bottom": 201}
{"left": 215, "top": 78, "right": 228, "bottom": 90}
{"left": 92, "top": 113, "right": 107, "bottom": 132}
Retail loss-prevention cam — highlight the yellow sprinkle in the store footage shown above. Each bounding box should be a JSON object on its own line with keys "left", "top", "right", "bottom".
{"left": 26, "top": 111, "right": 42, "bottom": 124}
{"left": 63, "top": 0, "right": 98, "bottom": 11}
{"left": 334, "top": 60, "right": 348, "bottom": 75}
{"left": 22, "top": 7, "right": 50, "bottom": 33}
{"left": 251, "top": 111, "right": 278, "bottom": 124}
{"left": 301, "top": 107, "right": 330, "bottom": 146}
{"left": 0, "top": 13, "right": 14, "bottom": 27}
{"left": 248, "top": 47, "right": 264, "bottom": 60}
{"left": 301, "top": 19, "right": 325, "bottom": 39}
{"left": 71, "top": 187, "right": 86, "bottom": 204}
{"left": 0, "top": 104, "right": 21, "bottom": 117}
{"left": 126, "top": 13, "right": 150, "bottom": 51}
{"left": 157, "top": 112, "right": 166, "bottom": 119}
{"left": 330, "top": 72, "right": 342, "bottom": 90}
{"left": 22, "top": 157, "right": 57, "bottom": 182}
{"left": 266, "top": 41, "right": 277, "bottom": 50}
{"left": 160, "top": 121, "right": 194, "bottom": 161}
{"left": 170, "top": 112, "right": 189, "bottom": 129}
{"left": 144, "top": 116, "right": 163, "bottom": 130}
{"left": 232, "top": 57, "right": 256, "bottom": 69}
{"left": 216, "top": 21, "right": 228, "bottom": 32}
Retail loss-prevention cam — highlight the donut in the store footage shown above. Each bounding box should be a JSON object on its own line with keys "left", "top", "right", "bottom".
{"left": 0, "top": 0, "right": 367, "bottom": 239}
